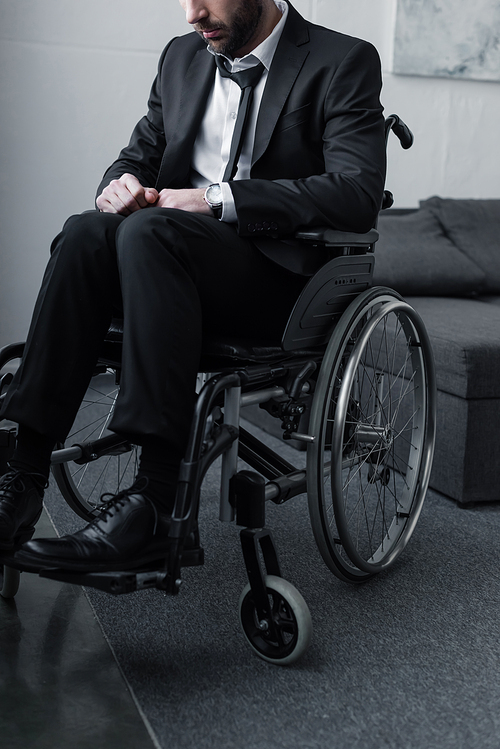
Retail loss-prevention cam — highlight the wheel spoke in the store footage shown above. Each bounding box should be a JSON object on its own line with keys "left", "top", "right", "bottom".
{"left": 52, "top": 371, "right": 140, "bottom": 521}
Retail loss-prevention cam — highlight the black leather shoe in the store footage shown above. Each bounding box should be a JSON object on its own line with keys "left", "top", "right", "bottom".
{"left": 14, "top": 484, "right": 181, "bottom": 573}
{"left": 0, "top": 470, "right": 45, "bottom": 551}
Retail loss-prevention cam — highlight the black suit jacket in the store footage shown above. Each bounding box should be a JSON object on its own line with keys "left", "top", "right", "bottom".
{"left": 96, "top": 2, "right": 386, "bottom": 275}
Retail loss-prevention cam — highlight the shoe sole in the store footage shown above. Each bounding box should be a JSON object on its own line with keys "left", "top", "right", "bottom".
{"left": 12, "top": 538, "right": 198, "bottom": 574}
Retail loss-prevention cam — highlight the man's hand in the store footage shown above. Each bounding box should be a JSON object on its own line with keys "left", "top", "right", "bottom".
{"left": 97, "top": 173, "right": 159, "bottom": 215}
{"left": 156, "top": 188, "right": 213, "bottom": 215}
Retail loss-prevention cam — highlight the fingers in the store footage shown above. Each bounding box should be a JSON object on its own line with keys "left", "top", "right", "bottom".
{"left": 144, "top": 188, "right": 159, "bottom": 205}
{"left": 96, "top": 174, "right": 159, "bottom": 215}
{"left": 96, "top": 181, "right": 209, "bottom": 216}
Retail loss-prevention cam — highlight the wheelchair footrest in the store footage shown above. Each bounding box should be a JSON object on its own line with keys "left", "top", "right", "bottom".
{"left": 37, "top": 547, "right": 205, "bottom": 595}
{"left": 39, "top": 568, "right": 165, "bottom": 595}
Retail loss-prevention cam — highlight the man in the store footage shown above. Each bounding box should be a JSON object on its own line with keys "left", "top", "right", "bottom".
{"left": 0, "top": 0, "right": 386, "bottom": 571}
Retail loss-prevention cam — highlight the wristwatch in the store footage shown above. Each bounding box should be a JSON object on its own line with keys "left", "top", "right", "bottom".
{"left": 204, "top": 183, "right": 223, "bottom": 219}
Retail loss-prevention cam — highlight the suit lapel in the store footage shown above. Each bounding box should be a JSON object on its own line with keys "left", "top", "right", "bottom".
{"left": 252, "top": 4, "right": 310, "bottom": 167}
{"left": 156, "top": 48, "right": 216, "bottom": 189}
{"left": 156, "top": 2, "right": 310, "bottom": 187}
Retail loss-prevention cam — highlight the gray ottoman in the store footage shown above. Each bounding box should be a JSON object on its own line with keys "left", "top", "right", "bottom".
{"left": 407, "top": 296, "right": 500, "bottom": 505}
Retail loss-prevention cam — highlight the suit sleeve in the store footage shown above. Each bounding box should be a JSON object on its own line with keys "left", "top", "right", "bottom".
{"left": 94, "top": 43, "right": 171, "bottom": 202}
{"left": 229, "top": 41, "right": 387, "bottom": 237}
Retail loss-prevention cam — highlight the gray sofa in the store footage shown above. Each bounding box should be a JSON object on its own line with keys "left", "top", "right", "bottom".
{"left": 373, "top": 197, "right": 500, "bottom": 506}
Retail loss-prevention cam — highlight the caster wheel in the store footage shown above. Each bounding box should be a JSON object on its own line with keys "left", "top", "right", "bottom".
{"left": 239, "top": 575, "right": 312, "bottom": 665}
{"left": 1, "top": 565, "right": 20, "bottom": 598}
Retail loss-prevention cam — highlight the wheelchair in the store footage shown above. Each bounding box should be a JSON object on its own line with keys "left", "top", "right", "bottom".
{"left": 0, "top": 115, "right": 436, "bottom": 665}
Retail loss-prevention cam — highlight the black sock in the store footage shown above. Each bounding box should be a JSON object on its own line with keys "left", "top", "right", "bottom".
{"left": 135, "top": 439, "right": 182, "bottom": 515}
{"left": 9, "top": 424, "right": 55, "bottom": 488}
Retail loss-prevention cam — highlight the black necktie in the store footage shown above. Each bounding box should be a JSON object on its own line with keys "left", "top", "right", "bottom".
{"left": 214, "top": 56, "right": 265, "bottom": 182}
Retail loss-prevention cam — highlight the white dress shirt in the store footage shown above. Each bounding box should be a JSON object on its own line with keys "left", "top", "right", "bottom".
{"left": 190, "top": 0, "right": 288, "bottom": 222}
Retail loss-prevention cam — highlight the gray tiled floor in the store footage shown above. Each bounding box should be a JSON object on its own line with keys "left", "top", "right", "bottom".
{"left": 0, "top": 511, "right": 156, "bottom": 749}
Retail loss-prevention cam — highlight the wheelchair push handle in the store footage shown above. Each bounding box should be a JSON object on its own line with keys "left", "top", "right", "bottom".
{"left": 386, "top": 114, "right": 414, "bottom": 149}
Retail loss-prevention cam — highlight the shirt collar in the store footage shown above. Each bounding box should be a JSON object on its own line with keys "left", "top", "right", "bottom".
{"left": 209, "top": 0, "right": 288, "bottom": 72}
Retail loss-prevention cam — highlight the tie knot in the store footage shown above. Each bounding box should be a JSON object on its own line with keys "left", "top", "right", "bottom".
{"left": 214, "top": 56, "right": 265, "bottom": 90}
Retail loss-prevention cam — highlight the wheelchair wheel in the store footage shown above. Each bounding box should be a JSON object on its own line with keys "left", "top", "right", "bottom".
{"left": 239, "top": 575, "right": 312, "bottom": 665}
{"left": 307, "top": 287, "right": 436, "bottom": 582}
{"left": 0, "top": 342, "right": 24, "bottom": 426}
{"left": 52, "top": 369, "right": 140, "bottom": 522}
{"left": 0, "top": 341, "right": 23, "bottom": 475}
{"left": 0, "top": 344, "right": 27, "bottom": 598}
{"left": 1, "top": 565, "right": 21, "bottom": 598}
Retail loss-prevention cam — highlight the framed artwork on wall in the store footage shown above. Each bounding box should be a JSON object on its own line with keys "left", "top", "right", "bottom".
{"left": 393, "top": 0, "right": 500, "bottom": 82}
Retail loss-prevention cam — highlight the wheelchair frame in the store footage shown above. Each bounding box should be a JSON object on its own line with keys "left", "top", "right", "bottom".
{"left": 0, "top": 116, "right": 437, "bottom": 665}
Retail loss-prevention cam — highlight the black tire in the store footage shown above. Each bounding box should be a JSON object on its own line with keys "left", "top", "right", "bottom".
{"left": 1, "top": 345, "right": 28, "bottom": 598}
{"left": 239, "top": 575, "right": 312, "bottom": 665}
{"left": 0, "top": 343, "right": 24, "bottom": 478}
{"left": 51, "top": 370, "right": 140, "bottom": 521}
{"left": 307, "top": 288, "right": 436, "bottom": 582}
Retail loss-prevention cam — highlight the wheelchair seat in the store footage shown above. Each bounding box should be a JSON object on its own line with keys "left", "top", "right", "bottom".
{"left": 201, "top": 233, "right": 377, "bottom": 369}
{"left": 102, "top": 318, "right": 313, "bottom": 368}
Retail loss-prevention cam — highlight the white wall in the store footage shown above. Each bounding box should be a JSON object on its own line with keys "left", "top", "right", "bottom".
{"left": 1, "top": 0, "right": 499, "bottom": 346}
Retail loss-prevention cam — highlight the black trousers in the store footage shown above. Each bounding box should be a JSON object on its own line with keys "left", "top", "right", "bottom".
{"left": 2, "top": 208, "right": 305, "bottom": 456}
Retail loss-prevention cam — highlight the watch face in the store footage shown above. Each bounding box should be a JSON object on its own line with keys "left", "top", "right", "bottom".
{"left": 206, "top": 183, "right": 222, "bottom": 206}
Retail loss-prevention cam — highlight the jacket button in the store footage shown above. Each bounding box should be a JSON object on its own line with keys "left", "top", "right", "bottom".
{"left": 247, "top": 223, "right": 255, "bottom": 232}
{"left": 256, "top": 223, "right": 263, "bottom": 231}
{"left": 262, "top": 222, "right": 270, "bottom": 230}
{"left": 270, "top": 222, "right": 278, "bottom": 231}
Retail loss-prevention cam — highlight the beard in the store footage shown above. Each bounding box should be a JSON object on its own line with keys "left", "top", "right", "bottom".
{"left": 196, "top": 0, "right": 264, "bottom": 57}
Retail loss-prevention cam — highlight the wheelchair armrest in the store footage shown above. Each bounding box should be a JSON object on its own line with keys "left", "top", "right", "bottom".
{"left": 294, "top": 227, "right": 379, "bottom": 247}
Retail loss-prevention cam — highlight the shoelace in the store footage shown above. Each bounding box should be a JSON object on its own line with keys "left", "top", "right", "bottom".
{"left": 92, "top": 477, "right": 159, "bottom": 533}
{"left": 0, "top": 469, "right": 48, "bottom": 499}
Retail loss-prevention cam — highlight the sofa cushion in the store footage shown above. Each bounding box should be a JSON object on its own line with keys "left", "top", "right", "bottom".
{"left": 373, "top": 209, "right": 486, "bottom": 296}
{"left": 406, "top": 296, "right": 500, "bottom": 399}
{"left": 421, "top": 197, "right": 500, "bottom": 293}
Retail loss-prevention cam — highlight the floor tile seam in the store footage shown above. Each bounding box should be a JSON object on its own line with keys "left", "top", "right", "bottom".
{"left": 44, "top": 507, "right": 64, "bottom": 542}
{"left": 42, "top": 504, "right": 162, "bottom": 749}
{"left": 82, "top": 589, "right": 163, "bottom": 749}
